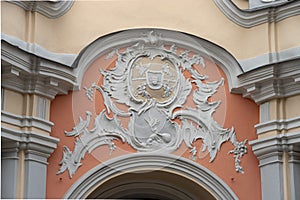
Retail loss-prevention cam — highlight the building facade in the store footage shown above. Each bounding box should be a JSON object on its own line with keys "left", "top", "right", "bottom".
{"left": 1, "top": 0, "right": 300, "bottom": 199}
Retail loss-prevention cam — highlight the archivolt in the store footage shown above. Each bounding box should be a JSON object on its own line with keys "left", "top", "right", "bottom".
{"left": 72, "top": 28, "right": 243, "bottom": 92}
{"left": 64, "top": 153, "right": 238, "bottom": 199}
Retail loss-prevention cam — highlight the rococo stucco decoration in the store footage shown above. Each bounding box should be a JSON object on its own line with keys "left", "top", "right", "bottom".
{"left": 57, "top": 31, "right": 248, "bottom": 178}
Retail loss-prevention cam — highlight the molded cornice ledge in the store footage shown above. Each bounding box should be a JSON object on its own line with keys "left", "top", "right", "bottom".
{"left": 1, "top": 126, "right": 59, "bottom": 160}
{"left": 1, "top": 111, "right": 54, "bottom": 133}
{"left": 6, "top": 0, "right": 74, "bottom": 18}
{"left": 255, "top": 116, "right": 300, "bottom": 135}
{"left": 232, "top": 58, "right": 300, "bottom": 104}
{"left": 214, "top": 0, "right": 300, "bottom": 28}
{"left": 1, "top": 39, "right": 78, "bottom": 99}
{"left": 250, "top": 132, "right": 300, "bottom": 165}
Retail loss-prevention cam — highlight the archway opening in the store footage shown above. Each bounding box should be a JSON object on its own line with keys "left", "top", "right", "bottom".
{"left": 87, "top": 170, "right": 216, "bottom": 200}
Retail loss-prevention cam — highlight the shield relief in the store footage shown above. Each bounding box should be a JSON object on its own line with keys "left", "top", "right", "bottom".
{"left": 146, "top": 70, "right": 164, "bottom": 90}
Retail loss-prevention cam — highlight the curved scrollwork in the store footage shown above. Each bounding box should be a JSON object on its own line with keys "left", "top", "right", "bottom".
{"left": 57, "top": 31, "right": 247, "bottom": 178}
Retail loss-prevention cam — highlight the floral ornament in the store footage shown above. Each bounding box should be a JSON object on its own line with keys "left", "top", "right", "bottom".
{"left": 229, "top": 140, "right": 248, "bottom": 173}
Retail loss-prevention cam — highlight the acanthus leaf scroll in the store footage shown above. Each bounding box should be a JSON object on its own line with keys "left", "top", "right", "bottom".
{"left": 57, "top": 31, "right": 248, "bottom": 178}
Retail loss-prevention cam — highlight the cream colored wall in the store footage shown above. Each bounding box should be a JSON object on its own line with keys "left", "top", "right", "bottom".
{"left": 269, "top": 95, "right": 300, "bottom": 121}
{"left": 1, "top": 2, "right": 27, "bottom": 41}
{"left": 2, "top": 89, "right": 51, "bottom": 135}
{"left": 34, "top": 0, "right": 271, "bottom": 60}
{"left": 1, "top": 0, "right": 268, "bottom": 60}
{"left": 231, "top": 0, "right": 249, "bottom": 9}
{"left": 277, "top": 15, "right": 300, "bottom": 51}
{"left": 258, "top": 94, "right": 300, "bottom": 139}
{"left": 285, "top": 95, "right": 300, "bottom": 119}
{"left": 1, "top": 1, "right": 299, "bottom": 60}
{"left": 3, "top": 89, "right": 24, "bottom": 115}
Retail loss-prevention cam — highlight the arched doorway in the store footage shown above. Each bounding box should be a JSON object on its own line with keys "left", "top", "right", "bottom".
{"left": 64, "top": 153, "right": 238, "bottom": 200}
{"left": 87, "top": 170, "right": 215, "bottom": 200}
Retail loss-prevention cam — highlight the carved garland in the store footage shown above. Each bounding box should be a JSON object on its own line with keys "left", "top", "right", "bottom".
{"left": 57, "top": 31, "right": 247, "bottom": 178}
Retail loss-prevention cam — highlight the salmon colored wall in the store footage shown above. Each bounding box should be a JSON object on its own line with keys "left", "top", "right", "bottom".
{"left": 47, "top": 50, "right": 261, "bottom": 199}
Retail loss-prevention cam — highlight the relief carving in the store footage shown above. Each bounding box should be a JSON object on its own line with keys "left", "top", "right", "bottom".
{"left": 57, "top": 31, "right": 247, "bottom": 178}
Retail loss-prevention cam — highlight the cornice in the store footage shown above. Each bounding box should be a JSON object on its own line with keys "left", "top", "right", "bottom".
{"left": 1, "top": 39, "right": 78, "bottom": 99}
{"left": 2, "top": 30, "right": 300, "bottom": 104}
{"left": 1, "top": 126, "right": 59, "bottom": 157}
{"left": 6, "top": 0, "right": 74, "bottom": 19}
{"left": 250, "top": 132, "right": 300, "bottom": 160}
{"left": 214, "top": 0, "right": 300, "bottom": 28}
{"left": 238, "top": 46, "right": 300, "bottom": 72}
{"left": 255, "top": 116, "right": 300, "bottom": 135}
{"left": 1, "top": 111, "right": 54, "bottom": 133}
{"left": 1, "top": 34, "right": 77, "bottom": 67}
{"left": 233, "top": 58, "right": 300, "bottom": 103}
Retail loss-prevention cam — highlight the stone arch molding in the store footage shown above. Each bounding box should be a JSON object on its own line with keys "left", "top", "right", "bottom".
{"left": 57, "top": 29, "right": 248, "bottom": 178}
{"left": 72, "top": 29, "right": 243, "bottom": 91}
{"left": 64, "top": 153, "right": 239, "bottom": 200}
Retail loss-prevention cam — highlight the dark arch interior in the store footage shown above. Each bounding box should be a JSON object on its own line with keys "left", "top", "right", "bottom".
{"left": 87, "top": 170, "right": 216, "bottom": 200}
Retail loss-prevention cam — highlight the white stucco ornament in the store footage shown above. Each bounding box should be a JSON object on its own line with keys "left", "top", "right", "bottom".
{"left": 57, "top": 31, "right": 247, "bottom": 178}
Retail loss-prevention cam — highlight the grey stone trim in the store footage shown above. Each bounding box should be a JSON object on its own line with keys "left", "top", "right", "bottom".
{"left": 1, "top": 111, "right": 54, "bottom": 133}
{"left": 1, "top": 141, "right": 20, "bottom": 161}
{"left": 1, "top": 128, "right": 59, "bottom": 199}
{"left": 64, "top": 153, "right": 238, "bottom": 199}
{"left": 250, "top": 132, "right": 300, "bottom": 200}
{"left": 288, "top": 146, "right": 300, "bottom": 200}
{"left": 1, "top": 140, "right": 19, "bottom": 199}
{"left": 250, "top": 0, "right": 290, "bottom": 10}
{"left": 1, "top": 126, "right": 59, "bottom": 156}
{"left": 6, "top": 0, "right": 74, "bottom": 19}
{"left": 214, "top": 0, "right": 300, "bottom": 28}
{"left": 1, "top": 33, "right": 77, "bottom": 67}
{"left": 250, "top": 132, "right": 300, "bottom": 167}
{"left": 239, "top": 46, "right": 300, "bottom": 72}
{"left": 250, "top": 132, "right": 300, "bottom": 155}
{"left": 23, "top": 152, "right": 48, "bottom": 198}
{"left": 1, "top": 38, "right": 78, "bottom": 99}
{"left": 234, "top": 58, "right": 300, "bottom": 103}
{"left": 255, "top": 116, "right": 300, "bottom": 135}
{"left": 260, "top": 102, "right": 270, "bottom": 123}
{"left": 2, "top": 126, "right": 59, "bottom": 198}
{"left": 37, "top": 96, "right": 47, "bottom": 119}
{"left": 1, "top": 88, "right": 4, "bottom": 110}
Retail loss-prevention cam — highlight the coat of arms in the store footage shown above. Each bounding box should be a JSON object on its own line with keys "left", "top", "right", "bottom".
{"left": 57, "top": 31, "right": 247, "bottom": 178}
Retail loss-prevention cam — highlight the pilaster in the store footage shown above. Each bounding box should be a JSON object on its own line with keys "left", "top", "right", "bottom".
{"left": 1, "top": 126, "right": 59, "bottom": 198}
{"left": 250, "top": 95, "right": 300, "bottom": 200}
{"left": 1, "top": 140, "right": 20, "bottom": 199}
{"left": 1, "top": 88, "right": 59, "bottom": 199}
{"left": 250, "top": 133, "right": 300, "bottom": 200}
{"left": 1, "top": 39, "right": 68, "bottom": 198}
{"left": 288, "top": 145, "right": 300, "bottom": 200}
{"left": 237, "top": 45, "right": 300, "bottom": 200}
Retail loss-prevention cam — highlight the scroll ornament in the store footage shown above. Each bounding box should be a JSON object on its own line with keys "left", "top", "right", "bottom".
{"left": 57, "top": 31, "right": 248, "bottom": 178}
